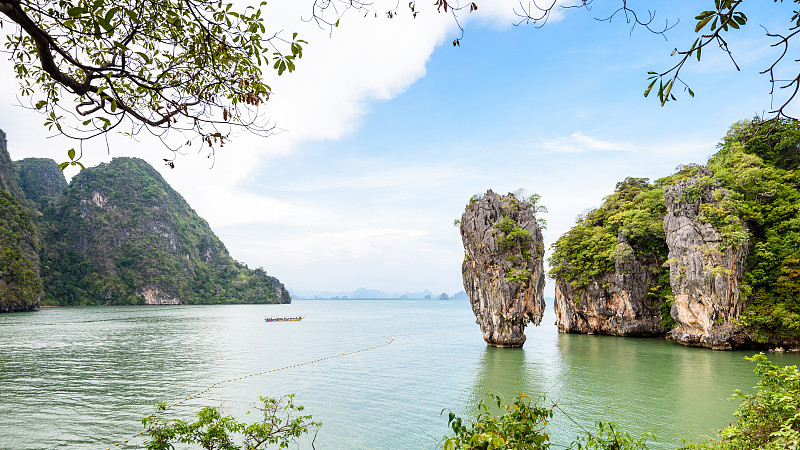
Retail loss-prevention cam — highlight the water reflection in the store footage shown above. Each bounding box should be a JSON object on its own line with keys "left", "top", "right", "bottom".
{"left": 462, "top": 324, "right": 800, "bottom": 449}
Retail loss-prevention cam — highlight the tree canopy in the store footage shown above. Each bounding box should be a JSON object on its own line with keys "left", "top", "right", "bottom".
{"left": 0, "top": 0, "right": 305, "bottom": 164}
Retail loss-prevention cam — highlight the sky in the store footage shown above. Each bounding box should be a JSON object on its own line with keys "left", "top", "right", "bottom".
{"left": 1, "top": 1, "right": 798, "bottom": 298}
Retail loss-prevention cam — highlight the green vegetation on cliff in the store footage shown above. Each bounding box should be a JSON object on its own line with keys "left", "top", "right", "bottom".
{"left": 705, "top": 119, "right": 800, "bottom": 343}
{"left": 13, "top": 158, "right": 67, "bottom": 206}
{"left": 0, "top": 191, "right": 42, "bottom": 311}
{"left": 0, "top": 130, "right": 29, "bottom": 206}
{"left": 38, "top": 157, "right": 289, "bottom": 306}
{"left": 0, "top": 129, "right": 42, "bottom": 312}
{"left": 550, "top": 118, "right": 800, "bottom": 344}
{"left": 548, "top": 176, "right": 676, "bottom": 330}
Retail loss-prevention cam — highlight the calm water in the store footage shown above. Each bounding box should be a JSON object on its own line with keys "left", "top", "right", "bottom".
{"left": 0, "top": 300, "right": 797, "bottom": 449}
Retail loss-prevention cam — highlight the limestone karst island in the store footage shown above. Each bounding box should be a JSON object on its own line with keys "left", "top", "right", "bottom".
{"left": 0, "top": 129, "right": 289, "bottom": 312}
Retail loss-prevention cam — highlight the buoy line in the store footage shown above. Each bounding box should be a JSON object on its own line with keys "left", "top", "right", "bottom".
{"left": 105, "top": 336, "right": 395, "bottom": 449}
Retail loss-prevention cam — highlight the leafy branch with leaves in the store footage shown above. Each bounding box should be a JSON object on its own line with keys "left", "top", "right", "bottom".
{"left": 0, "top": 0, "right": 306, "bottom": 165}
{"left": 142, "top": 394, "right": 320, "bottom": 450}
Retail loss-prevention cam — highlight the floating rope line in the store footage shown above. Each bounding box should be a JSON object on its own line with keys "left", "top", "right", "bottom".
{"left": 106, "top": 337, "right": 395, "bottom": 449}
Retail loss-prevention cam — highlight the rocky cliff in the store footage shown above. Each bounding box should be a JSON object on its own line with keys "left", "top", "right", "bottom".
{"left": 663, "top": 167, "right": 750, "bottom": 350}
{"left": 0, "top": 129, "right": 42, "bottom": 312}
{"left": 39, "top": 157, "right": 291, "bottom": 306}
{"left": 554, "top": 232, "right": 665, "bottom": 336}
{"left": 549, "top": 177, "right": 673, "bottom": 338}
{"left": 460, "top": 190, "right": 546, "bottom": 347}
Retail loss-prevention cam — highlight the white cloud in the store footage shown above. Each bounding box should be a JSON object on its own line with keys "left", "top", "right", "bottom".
{"left": 538, "top": 131, "right": 636, "bottom": 153}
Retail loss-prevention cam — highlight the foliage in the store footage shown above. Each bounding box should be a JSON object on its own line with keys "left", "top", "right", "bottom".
{"left": 0, "top": 190, "right": 42, "bottom": 310}
{"left": 680, "top": 353, "right": 800, "bottom": 450}
{"left": 491, "top": 191, "right": 546, "bottom": 283}
{"left": 441, "top": 391, "right": 554, "bottom": 450}
{"left": 142, "top": 394, "right": 320, "bottom": 450}
{"left": 13, "top": 157, "right": 68, "bottom": 206}
{"left": 0, "top": 0, "right": 305, "bottom": 157}
{"left": 440, "top": 391, "right": 655, "bottom": 450}
{"left": 513, "top": 188, "right": 547, "bottom": 229}
{"left": 506, "top": 1, "right": 800, "bottom": 121}
{"left": 494, "top": 215, "right": 532, "bottom": 254}
{"left": 572, "top": 421, "right": 654, "bottom": 450}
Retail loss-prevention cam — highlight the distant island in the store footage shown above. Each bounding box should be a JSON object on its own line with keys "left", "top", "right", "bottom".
{"left": 290, "top": 287, "right": 468, "bottom": 300}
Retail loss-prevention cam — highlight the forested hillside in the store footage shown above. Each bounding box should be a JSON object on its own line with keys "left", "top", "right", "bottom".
{"left": 37, "top": 157, "right": 290, "bottom": 306}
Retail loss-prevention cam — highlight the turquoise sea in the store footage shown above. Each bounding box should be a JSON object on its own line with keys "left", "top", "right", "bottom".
{"left": 0, "top": 299, "right": 797, "bottom": 449}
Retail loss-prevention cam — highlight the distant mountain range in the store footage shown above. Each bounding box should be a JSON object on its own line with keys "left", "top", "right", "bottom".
{"left": 290, "top": 287, "right": 468, "bottom": 300}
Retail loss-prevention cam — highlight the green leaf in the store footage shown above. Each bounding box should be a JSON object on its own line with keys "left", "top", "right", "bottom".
{"left": 67, "top": 7, "right": 86, "bottom": 17}
{"left": 696, "top": 16, "right": 713, "bottom": 32}
{"left": 695, "top": 11, "right": 714, "bottom": 20}
{"left": 68, "top": 148, "right": 76, "bottom": 160}
{"left": 644, "top": 78, "right": 657, "bottom": 97}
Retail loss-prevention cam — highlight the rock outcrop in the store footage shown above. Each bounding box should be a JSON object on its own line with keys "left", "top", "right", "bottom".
{"left": 554, "top": 232, "right": 664, "bottom": 336}
{"left": 663, "top": 167, "right": 750, "bottom": 349}
{"left": 460, "top": 190, "right": 546, "bottom": 347}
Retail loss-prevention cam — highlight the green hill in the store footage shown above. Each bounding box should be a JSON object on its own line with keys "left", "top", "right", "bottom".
{"left": 38, "top": 157, "right": 290, "bottom": 306}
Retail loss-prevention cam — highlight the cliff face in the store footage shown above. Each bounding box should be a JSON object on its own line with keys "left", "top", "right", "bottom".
{"left": 460, "top": 190, "right": 546, "bottom": 347}
{"left": 663, "top": 168, "right": 750, "bottom": 350}
{"left": 39, "top": 157, "right": 290, "bottom": 306}
{"left": 0, "top": 129, "right": 42, "bottom": 312}
{"left": 554, "top": 233, "right": 664, "bottom": 336}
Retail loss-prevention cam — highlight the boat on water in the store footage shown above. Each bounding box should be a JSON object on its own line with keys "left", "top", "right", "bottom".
{"left": 264, "top": 317, "right": 303, "bottom": 323}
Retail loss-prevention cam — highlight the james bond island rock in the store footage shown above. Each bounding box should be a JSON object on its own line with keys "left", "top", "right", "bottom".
{"left": 39, "top": 157, "right": 291, "bottom": 306}
{"left": 663, "top": 167, "right": 750, "bottom": 350}
{"left": 550, "top": 177, "right": 673, "bottom": 337}
{"left": 0, "top": 129, "right": 42, "bottom": 312}
{"left": 460, "top": 190, "right": 546, "bottom": 347}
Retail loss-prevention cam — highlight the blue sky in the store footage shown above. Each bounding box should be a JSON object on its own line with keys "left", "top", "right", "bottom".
{"left": 1, "top": 1, "right": 797, "bottom": 297}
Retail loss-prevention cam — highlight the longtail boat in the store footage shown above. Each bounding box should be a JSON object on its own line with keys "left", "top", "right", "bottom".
{"left": 264, "top": 316, "right": 303, "bottom": 323}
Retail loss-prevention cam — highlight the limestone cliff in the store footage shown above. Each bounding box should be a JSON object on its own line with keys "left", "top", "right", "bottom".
{"left": 460, "top": 190, "right": 546, "bottom": 347}
{"left": 549, "top": 177, "right": 673, "bottom": 338}
{"left": 0, "top": 129, "right": 42, "bottom": 312}
{"left": 663, "top": 167, "right": 750, "bottom": 349}
{"left": 554, "top": 232, "right": 665, "bottom": 336}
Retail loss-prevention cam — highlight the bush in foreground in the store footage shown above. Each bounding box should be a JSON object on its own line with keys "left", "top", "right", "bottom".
{"left": 141, "top": 394, "right": 320, "bottom": 450}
